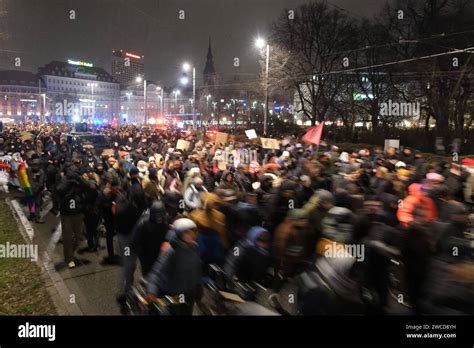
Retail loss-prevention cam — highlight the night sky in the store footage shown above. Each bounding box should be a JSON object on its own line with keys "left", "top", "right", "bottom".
{"left": 3, "top": 0, "right": 383, "bottom": 87}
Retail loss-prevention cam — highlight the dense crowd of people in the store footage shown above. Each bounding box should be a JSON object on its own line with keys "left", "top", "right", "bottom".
{"left": 0, "top": 122, "right": 473, "bottom": 315}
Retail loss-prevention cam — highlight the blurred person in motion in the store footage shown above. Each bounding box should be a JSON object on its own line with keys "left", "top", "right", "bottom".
{"left": 146, "top": 218, "right": 202, "bottom": 315}
{"left": 131, "top": 201, "right": 169, "bottom": 277}
{"left": 224, "top": 226, "right": 272, "bottom": 284}
{"left": 397, "top": 183, "right": 437, "bottom": 227}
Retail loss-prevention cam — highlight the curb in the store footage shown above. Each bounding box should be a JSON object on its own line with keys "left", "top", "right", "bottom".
{"left": 6, "top": 198, "right": 83, "bottom": 315}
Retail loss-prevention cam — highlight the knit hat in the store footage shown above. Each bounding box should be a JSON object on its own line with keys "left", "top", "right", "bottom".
{"left": 188, "top": 167, "right": 201, "bottom": 176}
{"left": 246, "top": 226, "right": 269, "bottom": 247}
{"left": 129, "top": 166, "right": 139, "bottom": 176}
{"left": 339, "top": 152, "right": 349, "bottom": 163}
{"left": 395, "top": 161, "right": 406, "bottom": 168}
{"left": 137, "top": 160, "right": 148, "bottom": 172}
{"left": 321, "top": 207, "right": 354, "bottom": 244}
{"left": 316, "top": 189, "right": 335, "bottom": 206}
{"left": 172, "top": 218, "right": 197, "bottom": 237}
{"left": 426, "top": 172, "right": 444, "bottom": 183}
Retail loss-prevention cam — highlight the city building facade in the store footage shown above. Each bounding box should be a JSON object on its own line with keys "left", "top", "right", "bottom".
{"left": 0, "top": 70, "right": 44, "bottom": 123}
{"left": 38, "top": 60, "right": 120, "bottom": 123}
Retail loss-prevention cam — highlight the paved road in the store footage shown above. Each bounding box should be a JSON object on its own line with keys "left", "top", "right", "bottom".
{"left": 9, "top": 191, "right": 123, "bottom": 315}
{"left": 8, "top": 190, "right": 407, "bottom": 316}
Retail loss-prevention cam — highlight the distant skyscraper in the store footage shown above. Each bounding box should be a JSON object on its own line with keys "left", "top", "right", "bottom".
{"left": 111, "top": 50, "right": 144, "bottom": 87}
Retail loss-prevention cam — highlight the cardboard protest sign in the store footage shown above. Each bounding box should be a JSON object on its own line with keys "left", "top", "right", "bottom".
{"left": 215, "top": 132, "right": 229, "bottom": 146}
{"left": 245, "top": 129, "right": 258, "bottom": 139}
{"left": 261, "top": 137, "right": 280, "bottom": 150}
{"left": 101, "top": 149, "right": 115, "bottom": 157}
{"left": 20, "top": 132, "right": 33, "bottom": 142}
{"left": 176, "top": 139, "right": 191, "bottom": 151}
{"left": 384, "top": 139, "right": 400, "bottom": 151}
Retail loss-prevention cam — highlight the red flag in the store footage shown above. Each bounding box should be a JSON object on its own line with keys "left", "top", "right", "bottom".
{"left": 302, "top": 123, "right": 324, "bottom": 145}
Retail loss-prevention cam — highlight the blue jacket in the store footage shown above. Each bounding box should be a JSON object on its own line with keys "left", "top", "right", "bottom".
{"left": 146, "top": 235, "right": 202, "bottom": 296}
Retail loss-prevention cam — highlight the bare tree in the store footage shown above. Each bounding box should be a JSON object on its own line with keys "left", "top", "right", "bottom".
{"left": 271, "top": 1, "right": 358, "bottom": 125}
{"left": 386, "top": 0, "right": 474, "bottom": 144}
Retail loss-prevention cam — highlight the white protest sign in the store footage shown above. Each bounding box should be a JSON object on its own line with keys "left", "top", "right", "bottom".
{"left": 176, "top": 139, "right": 191, "bottom": 151}
{"left": 261, "top": 137, "right": 280, "bottom": 150}
{"left": 245, "top": 129, "right": 258, "bottom": 139}
{"left": 384, "top": 139, "right": 400, "bottom": 151}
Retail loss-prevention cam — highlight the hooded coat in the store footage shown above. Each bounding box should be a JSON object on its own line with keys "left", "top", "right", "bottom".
{"left": 397, "top": 183, "right": 437, "bottom": 227}
{"left": 131, "top": 213, "right": 169, "bottom": 276}
{"left": 146, "top": 235, "right": 202, "bottom": 297}
{"left": 224, "top": 226, "right": 272, "bottom": 283}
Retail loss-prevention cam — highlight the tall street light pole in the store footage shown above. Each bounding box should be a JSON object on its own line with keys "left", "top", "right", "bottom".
{"left": 183, "top": 62, "right": 196, "bottom": 131}
{"left": 41, "top": 93, "right": 46, "bottom": 124}
{"left": 255, "top": 37, "right": 269, "bottom": 135}
{"left": 126, "top": 92, "right": 131, "bottom": 122}
{"left": 87, "top": 82, "right": 98, "bottom": 121}
{"left": 136, "top": 76, "right": 146, "bottom": 124}
{"left": 173, "top": 90, "right": 181, "bottom": 119}
{"left": 157, "top": 86, "right": 164, "bottom": 123}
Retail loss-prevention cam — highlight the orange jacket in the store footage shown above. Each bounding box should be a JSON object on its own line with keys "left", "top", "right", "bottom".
{"left": 397, "top": 183, "right": 437, "bottom": 227}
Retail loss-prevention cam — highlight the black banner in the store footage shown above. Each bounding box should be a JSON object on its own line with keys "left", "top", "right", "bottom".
{"left": 0, "top": 316, "right": 472, "bottom": 346}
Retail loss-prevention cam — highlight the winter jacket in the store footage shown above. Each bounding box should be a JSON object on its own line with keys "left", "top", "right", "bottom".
{"left": 397, "top": 183, "right": 437, "bottom": 227}
{"left": 189, "top": 195, "right": 228, "bottom": 248}
{"left": 27, "top": 168, "right": 45, "bottom": 196}
{"left": 56, "top": 176, "right": 86, "bottom": 215}
{"left": 146, "top": 236, "right": 202, "bottom": 296}
{"left": 273, "top": 218, "right": 308, "bottom": 275}
{"left": 183, "top": 184, "right": 207, "bottom": 211}
{"left": 131, "top": 216, "right": 169, "bottom": 276}
{"left": 224, "top": 227, "right": 272, "bottom": 283}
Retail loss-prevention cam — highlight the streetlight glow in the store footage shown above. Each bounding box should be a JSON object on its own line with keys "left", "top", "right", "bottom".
{"left": 136, "top": 76, "right": 143, "bottom": 83}
{"left": 254, "top": 36, "right": 270, "bottom": 135}
{"left": 180, "top": 75, "right": 189, "bottom": 85}
{"left": 255, "top": 37, "right": 266, "bottom": 49}
{"left": 182, "top": 62, "right": 191, "bottom": 72}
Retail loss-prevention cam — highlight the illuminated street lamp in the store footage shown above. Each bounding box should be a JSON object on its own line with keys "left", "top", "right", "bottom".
{"left": 180, "top": 75, "right": 189, "bottom": 85}
{"left": 157, "top": 86, "right": 164, "bottom": 123}
{"left": 136, "top": 76, "right": 147, "bottom": 124}
{"left": 87, "top": 83, "right": 98, "bottom": 120}
{"left": 182, "top": 62, "right": 196, "bottom": 130}
{"left": 255, "top": 37, "right": 270, "bottom": 135}
{"left": 172, "top": 90, "right": 181, "bottom": 118}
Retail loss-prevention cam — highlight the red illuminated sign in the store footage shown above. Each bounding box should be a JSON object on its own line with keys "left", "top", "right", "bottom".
{"left": 125, "top": 52, "right": 141, "bottom": 59}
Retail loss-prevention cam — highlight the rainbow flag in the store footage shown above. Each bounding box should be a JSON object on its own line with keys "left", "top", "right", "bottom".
{"left": 17, "top": 161, "right": 33, "bottom": 198}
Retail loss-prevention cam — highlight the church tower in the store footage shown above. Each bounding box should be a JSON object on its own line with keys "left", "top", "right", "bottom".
{"left": 203, "top": 37, "right": 217, "bottom": 92}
